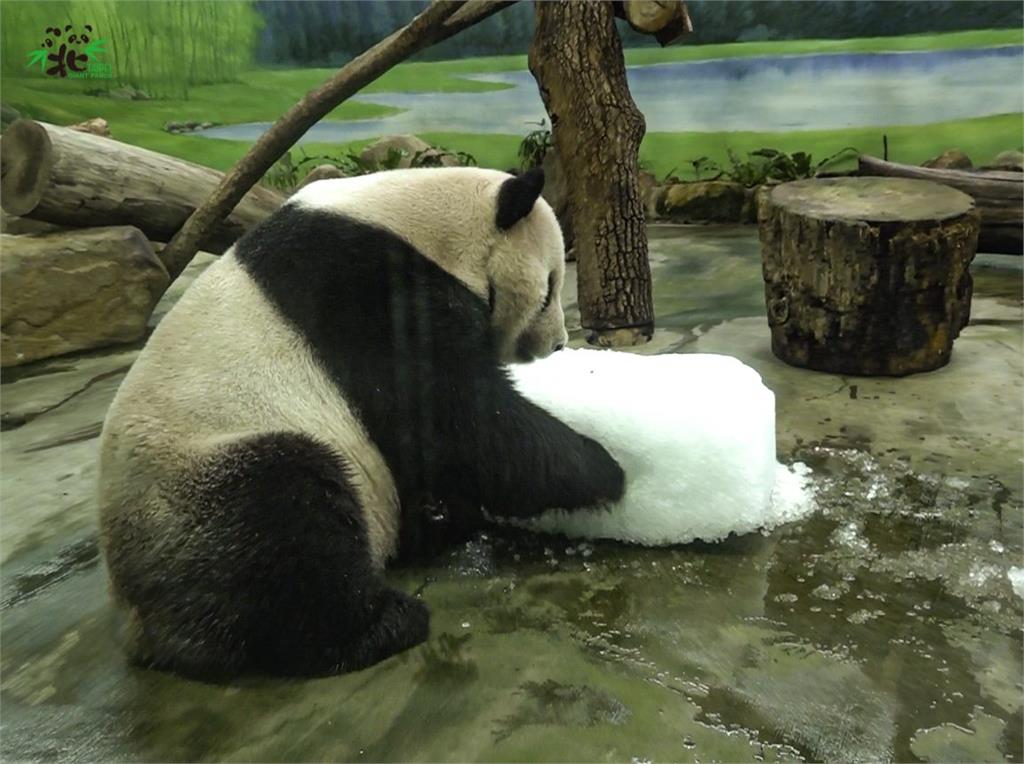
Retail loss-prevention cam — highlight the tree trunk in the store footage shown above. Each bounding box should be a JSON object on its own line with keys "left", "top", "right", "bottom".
{"left": 0, "top": 120, "right": 284, "bottom": 256}
{"left": 159, "top": 0, "right": 516, "bottom": 281}
{"left": 529, "top": 0, "right": 654, "bottom": 347}
{"left": 760, "top": 177, "right": 979, "bottom": 376}
{"left": 858, "top": 154, "right": 1022, "bottom": 255}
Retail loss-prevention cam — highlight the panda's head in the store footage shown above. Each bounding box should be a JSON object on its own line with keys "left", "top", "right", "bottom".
{"left": 291, "top": 167, "right": 569, "bottom": 364}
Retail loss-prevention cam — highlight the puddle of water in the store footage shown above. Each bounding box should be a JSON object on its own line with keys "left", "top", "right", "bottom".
{"left": 1, "top": 227, "right": 1020, "bottom": 762}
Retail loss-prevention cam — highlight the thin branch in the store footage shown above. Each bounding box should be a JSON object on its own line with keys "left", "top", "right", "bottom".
{"left": 161, "top": 0, "right": 517, "bottom": 280}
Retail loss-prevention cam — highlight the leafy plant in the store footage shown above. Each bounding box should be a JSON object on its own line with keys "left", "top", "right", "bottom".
{"left": 518, "top": 119, "right": 553, "bottom": 170}
{"left": 262, "top": 144, "right": 478, "bottom": 192}
{"left": 679, "top": 146, "right": 860, "bottom": 188}
{"left": 687, "top": 156, "right": 722, "bottom": 182}
{"left": 410, "top": 147, "right": 478, "bottom": 168}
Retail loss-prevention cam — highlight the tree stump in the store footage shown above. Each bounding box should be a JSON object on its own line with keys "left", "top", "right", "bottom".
{"left": 759, "top": 177, "right": 980, "bottom": 376}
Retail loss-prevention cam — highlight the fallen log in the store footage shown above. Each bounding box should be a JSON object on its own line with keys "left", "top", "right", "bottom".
{"left": 0, "top": 120, "right": 285, "bottom": 255}
{"left": 858, "top": 154, "right": 1022, "bottom": 255}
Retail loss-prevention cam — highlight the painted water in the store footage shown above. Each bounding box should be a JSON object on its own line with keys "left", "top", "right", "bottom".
{"left": 2, "top": 227, "right": 1021, "bottom": 762}
{"left": 196, "top": 46, "right": 1024, "bottom": 144}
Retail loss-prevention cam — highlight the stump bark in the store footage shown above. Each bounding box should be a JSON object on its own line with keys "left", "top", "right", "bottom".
{"left": 759, "top": 177, "right": 980, "bottom": 376}
{"left": 529, "top": 0, "right": 654, "bottom": 347}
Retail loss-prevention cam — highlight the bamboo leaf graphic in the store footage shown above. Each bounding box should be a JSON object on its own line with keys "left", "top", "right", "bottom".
{"left": 84, "top": 38, "right": 106, "bottom": 58}
{"left": 25, "top": 49, "right": 47, "bottom": 70}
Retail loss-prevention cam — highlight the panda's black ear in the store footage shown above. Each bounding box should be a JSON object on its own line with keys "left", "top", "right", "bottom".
{"left": 496, "top": 167, "right": 545, "bottom": 230}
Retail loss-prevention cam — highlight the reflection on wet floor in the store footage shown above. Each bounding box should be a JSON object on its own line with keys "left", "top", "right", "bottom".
{"left": 2, "top": 226, "right": 1021, "bottom": 762}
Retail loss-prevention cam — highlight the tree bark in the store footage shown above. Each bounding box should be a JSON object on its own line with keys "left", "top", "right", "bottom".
{"left": 760, "top": 177, "right": 980, "bottom": 376}
{"left": 529, "top": 0, "right": 654, "bottom": 347}
{"left": 159, "top": 0, "right": 516, "bottom": 280}
{"left": 0, "top": 120, "right": 284, "bottom": 256}
{"left": 858, "top": 154, "right": 1022, "bottom": 255}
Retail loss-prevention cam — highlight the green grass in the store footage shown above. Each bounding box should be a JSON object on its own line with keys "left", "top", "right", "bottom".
{"left": 1, "top": 28, "right": 1020, "bottom": 178}
{"left": 622, "top": 28, "right": 1023, "bottom": 66}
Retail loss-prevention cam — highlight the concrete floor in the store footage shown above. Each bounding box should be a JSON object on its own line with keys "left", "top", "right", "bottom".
{"left": 1, "top": 225, "right": 1021, "bottom": 762}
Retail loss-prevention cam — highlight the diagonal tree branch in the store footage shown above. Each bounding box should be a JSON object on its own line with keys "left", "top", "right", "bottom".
{"left": 161, "top": 0, "right": 517, "bottom": 280}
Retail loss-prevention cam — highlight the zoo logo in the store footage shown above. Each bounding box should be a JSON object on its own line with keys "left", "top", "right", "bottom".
{"left": 26, "top": 24, "right": 111, "bottom": 79}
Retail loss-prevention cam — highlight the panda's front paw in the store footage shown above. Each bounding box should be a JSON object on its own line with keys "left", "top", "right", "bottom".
{"left": 579, "top": 435, "right": 626, "bottom": 505}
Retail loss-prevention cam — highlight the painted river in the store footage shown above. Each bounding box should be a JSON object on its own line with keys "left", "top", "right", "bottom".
{"left": 195, "top": 45, "right": 1024, "bottom": 143}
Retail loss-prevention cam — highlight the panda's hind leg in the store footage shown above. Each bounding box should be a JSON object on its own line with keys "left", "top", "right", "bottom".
{"left": 118, "top": 431, "right": 428, "bottom": 678}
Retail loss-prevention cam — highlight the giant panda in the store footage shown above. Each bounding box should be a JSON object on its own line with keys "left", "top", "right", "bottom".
{"left": 98, "top": 166, "right": 625, "bottom": 679}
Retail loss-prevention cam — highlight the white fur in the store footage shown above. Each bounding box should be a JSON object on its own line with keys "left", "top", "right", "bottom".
{"left": 100, "top": 251, "right": 401, "bottom": 565}
{"left": 101, "top": 168, "right": 569, "bottom": 567}
{"left": 292, "top": 168, "right": 569, "bottom": 360}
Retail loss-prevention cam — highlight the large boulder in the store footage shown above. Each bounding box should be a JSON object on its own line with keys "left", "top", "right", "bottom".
{"left": 637, "top": 170, "right": 661, "bottom": 219}
{"left": 986, "top": 150, "right": 1024, "bottom": 172}
{"left": 1, "top": 226, "right": 168, "bottom": 367}
{"left": 297, "top": 164, "right": 349, "bottom": 190}
{"left": 108, "top": 86, "right": 150, "bottom": 101}
{"left": 657, "top": 181, "right": 747, "bottom": 223}
{"left": 68, "top": 117, "right": 110, "bottom": 137}
{"left": 922, "top": 149, "right": 972, "bottom": 170}
{"left": 0, "top": 212, "right": 65, "bottom": 236}
{"left": 359, "top": 135, "right": 459, "bottom": 169}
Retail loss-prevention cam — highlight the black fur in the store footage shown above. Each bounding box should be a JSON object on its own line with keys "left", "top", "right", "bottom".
{"left": 495, "top": 167, "right": 545, "bottom": 230}
{"left": 235, "top": 203, "right": 624, "bottom": 525}
{"left": 105, "top": 432, "right": 429, "bottom": 678}
{"left": 138, "top": 200, "right": 626, "bottom": 677}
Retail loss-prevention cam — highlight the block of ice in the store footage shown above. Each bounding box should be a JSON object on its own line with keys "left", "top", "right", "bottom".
{"left": 508, "top": 348, "right": 814, "bottom": 545}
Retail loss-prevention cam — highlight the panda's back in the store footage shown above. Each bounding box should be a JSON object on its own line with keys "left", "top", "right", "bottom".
{"left": 99, "top": 250, "right": 401, "bottom": 564}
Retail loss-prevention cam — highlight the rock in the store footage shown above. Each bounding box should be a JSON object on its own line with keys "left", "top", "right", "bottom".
{"left": 922, "top": 149, "right": 972, "bottom": 170}
{"left": 164, "top": 121, "right": 183, "bottom": 133}
{"left": 199, "top": 121, "right": 215, "bottom": 130}
{"left": 986, "top": 150, "right": 1023, "bottom": 172}
{"left": 360, "top": 135, "right": 431, "bottom": 168}
{"left": 1, "top": 227, "right": 168, "bottom": 367}
{"left": 68, "top": 118, "right": 110, "bottom": 137}
{"left": 184, "top": 121, "right": 200, "bottom": 130}
{"left": 658, "top": 181, "right": 747, "bottom": 223}
{"left": 297, "top": 164, "right": 349, "bottom": 189}
{"left": 359, "top": 135, "right": 459, "bottom": 169}
{"left": 638, "top": 170, "right": 660, "bottom": 219}
{"left": 1, "top": 103, "right": 21, "bottom": 127}
{"left": 0, "top": 212, "right": 65, "bottom": 236}
{"left": 108, "top": 86, "right": 149, "bottom": 101}
{"left": 541, "top": 148, "right": 574, "bottom": 254}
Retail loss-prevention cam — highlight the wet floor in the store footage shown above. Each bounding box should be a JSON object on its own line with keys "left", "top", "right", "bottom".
{"left": 2, "top": 225, "right": 1021, "bottom": 762}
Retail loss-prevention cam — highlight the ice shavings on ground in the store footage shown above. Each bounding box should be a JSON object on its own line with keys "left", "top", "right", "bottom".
{"left": 1008, "top": 567, "right": 1024, "bottom": 600}
{"left": 508, "top": 348, "right": 816, "bottom": 545}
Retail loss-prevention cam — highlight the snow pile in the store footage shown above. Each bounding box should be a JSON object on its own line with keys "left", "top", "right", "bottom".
{"left": 508, "top": 348, "right": 815, "bottom": 545}
{"left": 1008, "top": 568, "right": 1024, "bottom": 601}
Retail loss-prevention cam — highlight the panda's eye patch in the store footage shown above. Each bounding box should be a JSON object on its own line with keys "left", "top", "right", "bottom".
{"left": 541, "top": 272, "right": 555, "bottom": 312}
{"left": 488, "top": 281, "right": 496, "bottom": 313}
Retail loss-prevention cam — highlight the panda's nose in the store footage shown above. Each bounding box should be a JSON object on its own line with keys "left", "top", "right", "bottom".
{"left": 553, "top": 342, "right": 565, "bottom": 352}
